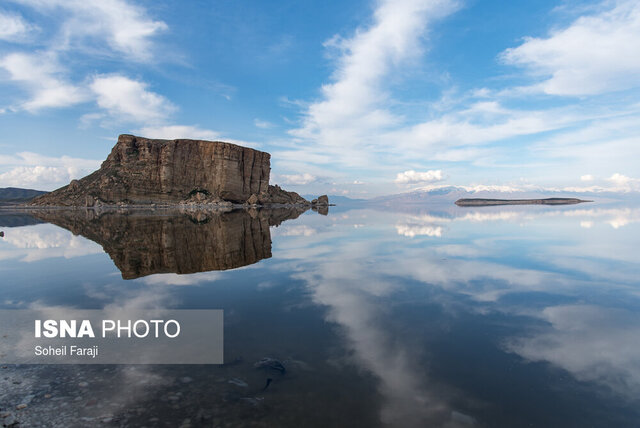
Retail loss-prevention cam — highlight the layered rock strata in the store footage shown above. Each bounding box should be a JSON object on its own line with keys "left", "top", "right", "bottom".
{"left": 31, "top": 135, "right": 309, "bottom": 206}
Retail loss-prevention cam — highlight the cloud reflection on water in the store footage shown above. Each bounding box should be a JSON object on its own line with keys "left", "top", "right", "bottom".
{"left": 272, "top": 202, "right": 640, "bottom": 423}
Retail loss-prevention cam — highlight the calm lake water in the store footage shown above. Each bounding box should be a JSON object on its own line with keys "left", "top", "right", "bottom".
{"left": 1, "top": 201, "right": 639, "bottom": 427}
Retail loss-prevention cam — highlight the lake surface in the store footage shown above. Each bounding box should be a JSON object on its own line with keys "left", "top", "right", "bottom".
{"left": 1, "top": 201, "right": 639, "bottom": 427}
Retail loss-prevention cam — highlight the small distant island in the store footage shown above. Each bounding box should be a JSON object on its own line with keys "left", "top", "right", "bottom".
{"left": 455, "top": 198, "right": 591, "bottom": 207}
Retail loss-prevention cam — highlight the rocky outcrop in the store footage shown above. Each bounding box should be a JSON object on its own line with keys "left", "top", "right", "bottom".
{"left": 311, "top": 195, "right": 329, "bottom": 206}
{"left": 30, "top": 207, "right": 307, "bottom": 279}
{"left": 260, "top": 185, "right": 309, "bottom": 205}
{"left": 31, "top": 135, "right": 309, "bottom": 206}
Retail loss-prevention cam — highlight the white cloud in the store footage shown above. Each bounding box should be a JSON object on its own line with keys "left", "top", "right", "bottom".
{"left": 0, "top": 152, "right": 101, "bottom": 190}
{"left": 134, "top": 125, "right": 220, "bottom": 140}
{"left": 12, "top": 0, "right": 167, "bottom": 61}
{"left": 394, "top": 169, "right": 443, "bottom": 184}
{"left": 501, "top": 1, "right": 640, "bottom": 95}
{"left": 276, "top": 173, "right": 317, "bottom": 185}
{"left": 0, "top": 0, "right": 167, "bottom": 116}
{"left": 0, "top": 52, "right": 88, "bottom": 111}
{"left": 90, "top": 74, "right": 175, "bottom": 124}
{"left": 274, "top": 0, "right": 640, "bottom": 190}
{"left": 0, "top": 10, "right": 36, "bottom": 42}
{"left": 580, "top": 174, "right": 594, "bottom": 182}
{"left": 607, "top": 173, "right": 640, "bottom": 191}
{"left": 288, "top": 0, "right": 459, "bottom": 166}
{"left": 254, "top": 119, "right": 274, "bottom": 129}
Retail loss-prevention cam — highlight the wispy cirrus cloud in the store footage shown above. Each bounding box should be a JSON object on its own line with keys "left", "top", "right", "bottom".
{"left": 285, "top": 0, "right": 460, "bottom": 167}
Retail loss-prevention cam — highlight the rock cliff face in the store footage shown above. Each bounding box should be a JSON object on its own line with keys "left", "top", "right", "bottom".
{"left": 30, "top": 207, "right": 307, "bottom": 279}
{"left": 31, "top": 135, "right": 307, "bottom": 206}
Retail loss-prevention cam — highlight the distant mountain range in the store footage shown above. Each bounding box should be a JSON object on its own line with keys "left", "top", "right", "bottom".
{"left": 367, "top": 185, "right": 637, "bottom": 206}
{"left": 312, "top": 185, "right": 637, "bottom": 208}
{"left": 0, "top": 187, "right": 48, "bottom": 203}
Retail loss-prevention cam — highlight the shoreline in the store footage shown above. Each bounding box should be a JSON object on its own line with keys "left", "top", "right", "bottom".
{"left": 1, "top": 202, "right": 334, "bottom": 211}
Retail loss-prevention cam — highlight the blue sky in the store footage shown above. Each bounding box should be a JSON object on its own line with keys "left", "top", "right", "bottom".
{"left": 0, "top": 0, "right": 639, "bottom": 197}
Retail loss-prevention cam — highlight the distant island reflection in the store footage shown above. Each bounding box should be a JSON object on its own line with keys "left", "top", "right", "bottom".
{"left": 29, "top": 207, "right": 310, "bottom": 279}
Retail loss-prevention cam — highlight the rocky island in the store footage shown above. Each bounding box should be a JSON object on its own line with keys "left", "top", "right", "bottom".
{"left": 455, "top": 198, "right": 591, "bottom": 207}
{"left": 30, "top": 134, "right": 329, "bottom": 208}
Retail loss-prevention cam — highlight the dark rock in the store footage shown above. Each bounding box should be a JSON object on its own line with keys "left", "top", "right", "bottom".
{"left": 311, "top": 195, "right": 329, "bottom": 206}
{"left": 260, "top": 184, "right": 309, "bottom": 205}
{"left": 254, "top": 357, "right": 286, "bottom": 374}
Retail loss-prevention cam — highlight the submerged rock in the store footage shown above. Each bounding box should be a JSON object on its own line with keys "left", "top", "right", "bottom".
{"left": 254, "top": 357, "right": 286, "bottom": 374}
{"left": 228, "top": 378, "right": 249, "bottom": 388}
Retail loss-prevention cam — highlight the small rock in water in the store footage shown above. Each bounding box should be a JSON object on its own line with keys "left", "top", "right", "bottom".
{"left": 228, "top": 378, "right": 248, "bottom": 387}
{"left": 2, "top": 415, "right": 18, "bottom": 427}
{"left": 451, "top": 410, "right": 475, "bottom": 425}
{"left": 240, "top": 397, "right": 264, "bottom": 407}
{"left": 15, "top": 404, "right": 27, "bottom": 410}
{"left": 254, "top": 357, "right": 286, "bottom": 374}
{"left": 78, "top": 381, "right": 89, "bottom": 387}
{"left": 262, "top": 378, "right": 273, "bottom": 391}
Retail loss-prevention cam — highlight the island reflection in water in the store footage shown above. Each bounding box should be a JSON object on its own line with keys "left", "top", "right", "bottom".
{"left": 28, "top": 207, "right": 308, "bottom": 279}
{"left": 0, "top": 202, "right": 639, "bottom": 427}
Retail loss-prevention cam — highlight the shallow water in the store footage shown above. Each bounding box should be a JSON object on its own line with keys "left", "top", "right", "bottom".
{"left": 1, "top": 201, "right": 639, "bottom": 427}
